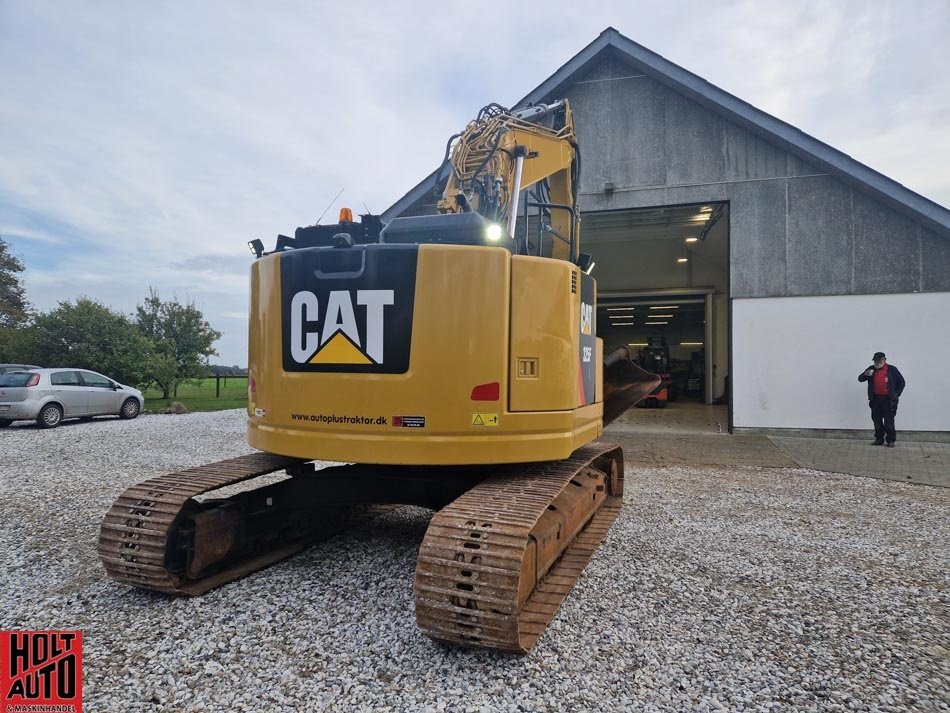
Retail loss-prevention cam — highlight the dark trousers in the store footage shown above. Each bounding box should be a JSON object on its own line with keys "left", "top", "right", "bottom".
{"left": 870, "top": 395, "right": 896, "bottom": 443}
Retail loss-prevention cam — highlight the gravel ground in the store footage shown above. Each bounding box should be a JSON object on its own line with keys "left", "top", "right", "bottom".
{"left": 1, "top": 410, "right": 948, "bottom": 712}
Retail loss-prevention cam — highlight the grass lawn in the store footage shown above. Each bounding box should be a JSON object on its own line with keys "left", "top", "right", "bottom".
{"left": 144, "top": 377, "right": 248, "bottom": 412}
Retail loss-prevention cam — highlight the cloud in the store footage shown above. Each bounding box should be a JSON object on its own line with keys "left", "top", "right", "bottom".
{"left": 0, "top": 225, "right": 63, "bottom": 246}
{"left": 1, "top": 0, "right": 947, "bottom": 364}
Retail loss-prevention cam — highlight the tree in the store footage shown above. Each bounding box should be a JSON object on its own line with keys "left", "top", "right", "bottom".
{"left": 137, "top": 288, "right": 222, "bottom": 399}
{"left": 0, "top": 237, "right": 32, "bottom": 360}
{"left": 0, "top": 237, "right": 30, "bottom": 328}
{"left": 26, "top": 298, "right": 153, "bottom": 385}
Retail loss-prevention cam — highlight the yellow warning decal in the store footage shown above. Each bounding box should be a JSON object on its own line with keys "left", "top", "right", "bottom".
{"left": 471, "top": 413, "right": 499, "bottom": 427}
{"left": 310, "top": 332, "right": 373, "bottom": 365}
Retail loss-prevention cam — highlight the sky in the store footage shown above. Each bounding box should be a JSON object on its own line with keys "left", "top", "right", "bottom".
{"left": 2, "top": 1, "right": 948, "bottom": 365}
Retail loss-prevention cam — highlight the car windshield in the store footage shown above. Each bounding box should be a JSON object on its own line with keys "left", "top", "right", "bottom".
{"left": 0, "top": 373, "right": 35, "bottom": 387}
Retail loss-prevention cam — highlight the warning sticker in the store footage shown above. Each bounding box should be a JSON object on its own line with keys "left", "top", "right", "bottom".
{"left": 393, "top": 416, "right": 426, "bottom": 428}
{"left": 471, "top": 413, "right": 499, "bottom": 427}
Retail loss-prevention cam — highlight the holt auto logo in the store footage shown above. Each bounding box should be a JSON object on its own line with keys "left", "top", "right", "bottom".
{"left": 1, "top": 630, "right": 83, "bottom": 712}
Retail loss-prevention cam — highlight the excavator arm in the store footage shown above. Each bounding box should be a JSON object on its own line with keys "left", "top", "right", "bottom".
{"left": 437, "top": 100, "right": 580, "bottom": 262}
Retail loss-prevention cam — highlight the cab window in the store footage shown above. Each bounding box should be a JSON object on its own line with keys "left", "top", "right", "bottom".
{"left": 50, "top": 371, "right": 81, "bottom": 386}
{"left": 80, "top": 372, "right": 113, "bottom": 388}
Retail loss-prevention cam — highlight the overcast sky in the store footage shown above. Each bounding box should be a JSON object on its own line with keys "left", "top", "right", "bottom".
{"left": 2, "top": 1, "right": 948, "bottom": 365}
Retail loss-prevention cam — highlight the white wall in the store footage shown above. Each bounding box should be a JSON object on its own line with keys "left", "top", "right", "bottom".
{"left": 733, "top": 292, "right": 950, "bottom": 431}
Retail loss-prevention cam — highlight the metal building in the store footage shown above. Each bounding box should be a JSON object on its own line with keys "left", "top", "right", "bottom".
{"left": 384, "top": 28, "right": 950, "bottom": 437}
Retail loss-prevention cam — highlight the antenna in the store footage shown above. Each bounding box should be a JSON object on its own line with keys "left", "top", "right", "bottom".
{"left": 362, "top": 202, "right": 373, "bottom": 216}
{"left": 315, "top": 187, "right": 345, "bottom": 224}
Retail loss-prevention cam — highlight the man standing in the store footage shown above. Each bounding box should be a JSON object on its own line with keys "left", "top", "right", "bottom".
{"left": 858, "top": 352, "right": 906, "bottom": 447}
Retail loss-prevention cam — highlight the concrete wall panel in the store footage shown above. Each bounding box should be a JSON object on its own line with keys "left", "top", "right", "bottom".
{"left": 922, "top": 226, "right": 950, "bottom": 291}
{"left": 662, "top": 184, "right": 728, "bottom": 206}
{"left": 604, "top": 78, "right": 668, "bottom": 189}
{"left": 786, "top": 153, "right": 821, "bottom": 177}
{"left": 852, "top": 190, "right": 921, "bottom": 294}
{"left": 665, "top": 92, "right": 726, "bottom": 185}
{"left": 576, "top": 54, "right": 641, "bottom": 83}
{"left": 567, "top": 80, "right": 611, "bottom": 194}
{"left": 729, "top": 179, "right": 787, "bottom": 297}
{"left": 723, "top": 122, "right": 787, "bottom": 181}
{"left": 786, "top": 175, "right": 852, "bottom": 295}
{"left": 579, "top": 187, "right": 667, "bottom": 213}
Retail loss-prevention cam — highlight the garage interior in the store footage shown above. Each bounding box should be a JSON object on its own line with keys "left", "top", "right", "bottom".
{"left": 581, "top": 202, "right": 730, "bottom": 434}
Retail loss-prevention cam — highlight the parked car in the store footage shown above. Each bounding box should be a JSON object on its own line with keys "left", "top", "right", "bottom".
{"left": 0, "top": 369, "right": 144, "bottom": 428}
{"left": 0, "top": 363, "right": 42, "bottom": 375}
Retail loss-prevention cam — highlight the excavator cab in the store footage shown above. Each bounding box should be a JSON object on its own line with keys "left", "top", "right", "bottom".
{"left": 380, "top": 212, "right": 517, "bottom": 252}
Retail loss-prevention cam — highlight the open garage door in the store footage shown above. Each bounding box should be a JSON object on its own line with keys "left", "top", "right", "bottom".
{"left": 598, "top": 290, "right": 713, "bottom": 402}
{"left": 579, "top": 203, "right": 731, "bottom": 432}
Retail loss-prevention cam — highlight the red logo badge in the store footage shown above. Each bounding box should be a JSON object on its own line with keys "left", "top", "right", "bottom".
{"left": 1, "top": 631, "right": 82, "bottom": 712}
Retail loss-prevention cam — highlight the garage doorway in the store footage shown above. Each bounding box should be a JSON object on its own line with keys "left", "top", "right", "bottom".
{"left": 581, "top": 203, "right": 731, "bottom": 434}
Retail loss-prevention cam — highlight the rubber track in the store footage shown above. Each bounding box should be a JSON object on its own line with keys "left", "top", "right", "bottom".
{"left": 414, "top": 442, "right": 623, "bottom": 653}
{"left": 98, "top": 452, "right": 389, "bottom": 596}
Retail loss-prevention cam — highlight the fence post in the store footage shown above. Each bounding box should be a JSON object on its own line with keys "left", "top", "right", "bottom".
{"left": 216, "top": 374, "right": 220, "bottom": 398}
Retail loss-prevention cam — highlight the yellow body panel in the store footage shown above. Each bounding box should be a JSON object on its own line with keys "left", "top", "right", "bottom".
{"left": 509, "top": 256, "right": 578, "bottom": 412}
{"left": 248, "top": 244, "right": 603, "bottom": 465}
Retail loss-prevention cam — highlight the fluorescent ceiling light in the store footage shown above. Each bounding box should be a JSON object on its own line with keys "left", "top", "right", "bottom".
{"left": 690, "top": 215, "right": 708, "bottom": 222}
{"left": 699, "top": 206, "right": 713, "bottom": 213}
{"left": 606, "top": 307, "right": 635, "bottom": 311}
{"left": 685, "top": 237, "right": 698, "bottom": 243}
{"left": 649, "top": 314, "right": 674, "bottom": 318}
{"left": 612, "top": 321, "right": 634, "bottom": 326}
{"left": 645, "top": 321, "right": 668, "bottom": 325}
{"left": 650, "top": 306, "right": 678, "bottom": 309}
{"left": 628, "top": 342, "right": 648, "bottom": 346}
{"left": 677, "top": 257, "right": 689, "bottom": 263}
{"left": 681, "top": 341, "right": 704, "bottom": 346}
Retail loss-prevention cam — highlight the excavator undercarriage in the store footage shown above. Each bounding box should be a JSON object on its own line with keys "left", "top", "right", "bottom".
{"left": 99, "top": 359, "right": 654, "bottom": 653}
{"left": 98, "top": 443, "right": 625, "bottom": 653}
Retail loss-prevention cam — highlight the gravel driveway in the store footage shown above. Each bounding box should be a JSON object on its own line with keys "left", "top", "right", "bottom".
{"left": 1, "top": 410, "right": 947, "bottom": 712}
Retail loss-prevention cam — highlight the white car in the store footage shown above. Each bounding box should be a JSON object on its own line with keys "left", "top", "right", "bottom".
{"left": 0, "top": 369, "right": 144, "bottom": 428}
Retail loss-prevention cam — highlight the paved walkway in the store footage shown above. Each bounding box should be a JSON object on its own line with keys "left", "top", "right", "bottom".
{"left": 769, "top": 436, "right": 950, "bottom": 488}
{"left": 606, "top": 430, "right": 949, "bottom": 488}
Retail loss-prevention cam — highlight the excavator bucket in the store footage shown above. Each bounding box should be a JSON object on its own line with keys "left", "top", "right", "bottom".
{"left": 602, "top": 345, "right": 663, "bottom": 425}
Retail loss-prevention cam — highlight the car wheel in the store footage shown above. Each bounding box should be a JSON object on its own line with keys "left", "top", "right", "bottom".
{"left": 0, "top": 419, "right": 11, "bottom": 428}
{"left": 119, "top": 398, "right": 140, "bottom": 420}
{"left": 37, "top": 404, "right": 63, "bottom": 429}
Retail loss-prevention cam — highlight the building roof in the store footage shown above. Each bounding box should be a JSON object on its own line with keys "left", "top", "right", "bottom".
{"left": 383, "top": 28, "right": 950, "bottom": 238}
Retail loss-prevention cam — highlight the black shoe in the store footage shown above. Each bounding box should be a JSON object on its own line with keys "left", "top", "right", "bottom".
{"left": 872, "top": 440, "right": 885, "bottom": 446}
{"left": 886, "top": 442, "right": 895, "bottom": 448}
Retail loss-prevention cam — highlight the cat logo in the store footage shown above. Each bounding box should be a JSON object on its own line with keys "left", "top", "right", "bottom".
{"left": 580, "top": 301, "right": 593, "bottom": 336}
{"left": 280, "top": 245, "right": 417, "bottom": 373}
{"left": 290, "top": 290, "right": 394, "bottom": 365}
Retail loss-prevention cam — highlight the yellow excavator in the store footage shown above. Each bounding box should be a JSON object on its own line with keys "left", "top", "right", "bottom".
{"left": 98, "top": 99, "right": 659, "bottom": 653}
